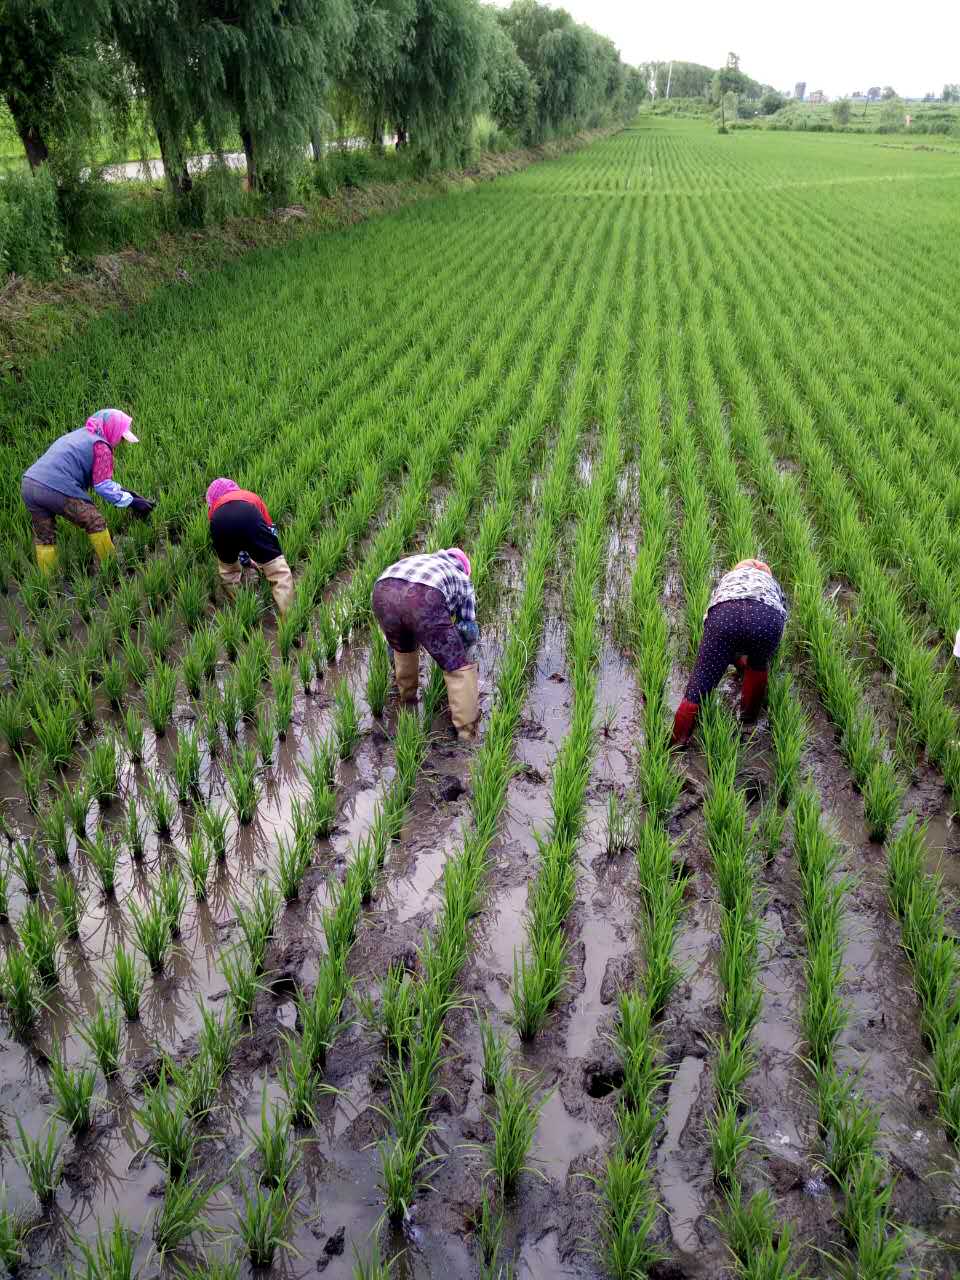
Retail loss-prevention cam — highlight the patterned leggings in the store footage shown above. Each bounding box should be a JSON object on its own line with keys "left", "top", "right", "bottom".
{"left": 21, "top": 477, "right": 107, "bottom": 543}
{"left": 371, "top": 579, "right": 468, "bottom": 673}
{"left": 684, "top": 599, "right": 785, "bottom": 704}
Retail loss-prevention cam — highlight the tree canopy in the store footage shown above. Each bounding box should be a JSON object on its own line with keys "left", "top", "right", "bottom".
{"left": 1, "top": 0, "right": 637, "bottom": 192}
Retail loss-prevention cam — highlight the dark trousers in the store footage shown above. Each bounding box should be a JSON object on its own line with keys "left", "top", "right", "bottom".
{"left": 209, "top": 500, "right": 282, "bottom": 566}
{"left": 371, "top": 579, "right": 467, "bottom": 672}
{"left": 684, "top": 599, "right": 784, "bottom": 704}
{"left": 21, "top": 476, "right": 107, "bottom": 542}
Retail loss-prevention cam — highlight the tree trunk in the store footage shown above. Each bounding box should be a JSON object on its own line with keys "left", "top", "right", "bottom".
{"left": 310, "top": 128, "right": 323, "bottom": 163}
{"left": 6, "top": 94, "right": 49, "bottom": 170}
{"left": 156, "top": 124, "right": 192, "bottom": 195}
{"left": 240, "top": 127, "right": 258, "bottom": 190}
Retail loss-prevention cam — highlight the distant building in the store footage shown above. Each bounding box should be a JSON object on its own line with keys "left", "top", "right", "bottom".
{"left": 808, "top": 89, "right": 827, "bottom": 104}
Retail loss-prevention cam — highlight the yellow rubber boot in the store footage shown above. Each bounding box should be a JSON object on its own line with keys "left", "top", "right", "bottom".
{"left": 260, "top": 555, "right": 295, "bottom": 616}
{"left": 217, "top": 558, "right": 242, "bottom": 603}
{"left": 393, "top": 649, "right": 420, "bottom": 703}
{"left": 443, "top": 663, "right": 480, "bottom": 741}
{"left": 88, "top": 530, "right": 115, "bottom": 562}
{"left": 34, "top": 544, "right": 58, "bottom": 575}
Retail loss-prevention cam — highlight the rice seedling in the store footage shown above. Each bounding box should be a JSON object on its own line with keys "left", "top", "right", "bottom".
{"left": 352, "top": 1242, "right": 398, "bottom": 1279}
{"left": 144, "top": 662, "right": 178, "bottom": 736}
{"left": 110, "top": 946, "right": 144, "bottom": 1020}
{"left": 72, "top": 1214, "right": 136, "bottom": 1280}
{"left": 188, "top": 831, "right": 212, "bottom": 900}
{"left": 0, "top": 863, "right": 9, "bottom": 923}
{"left": 174, "top": 1248, "right": 239, "bottom": 1280}
{"left": 14, "top": 1118, "right": 62, "bottom": 1206}
{"left": 49, "top": 1046, "right": 96, "bottom": 1134}
{"left": 219, "top": 678, "right": 241, "bottom": 740}
{"left": 0, "top": 691, "right": 27, "bottom": 753}
{"left": 276, "top": 830, "right": 312, "bottom": 902}
{"left": 197, "top": 1001, "right": 241, "bottom": 1079}
{"left": 85, "top": 829, "right": 120, "bottom": 896}
{"left": 365, "top": 626, "right": 390, "bottom": 717}
{"left": 86, "top": 735, "right": 120, "bottom": 807}
{"left": 152, "top": 1173, "right": 217, "bottom": 1259}
{"left": 52, "top": 869, "right": 83, "bottom": 939}
{"left": 78, "top": 1001, "right": 123, "bottom": 1077}
{"left": 220, "top": 948, "right": 260, "bottom": 1023}
{"left": 16, "top": 748, "right": 44, "bottom": 813}
{"left": 199, "top": 802, "right": 230, "bottom": 862}
{"left": 125, "top": 794, "right": 146, "bottom": 860}
{"left": 121, "top": 631, "right": 150, "bottom": 686}
{"left": 70, "top": 669, "right": 97, "bottom": 729}
{"left": 488, "top": 1066, "right": 543, "bottom": 1197}
{"left": 232, "top": 650, "right": 261, "bottom": 721}
{"left": 272, "top": 662, "right": 295, "bottom": 740}
{"left": 605, "top": 790, "right": 632, "bottom": 857}
{"left": 234, "top": 1181, "right": 299, "bottom": 1269}
{"left": 12, "top": 838, "right": 43, "bottom": 897}
{"left": 124, "top": 706, "right": 146, "bottom": 762}
{"left": 278, "top": 1033, "right": 322, "bottom": 1126}
{"left": 39, "top": 795, "right": 70, "bottom": 865}
{"left": 235, "top": 878, "right": 280, "bottom": 973}
{"left": 31, "top": 695, "right": 78, "bottom": 770}
{"left": 177, "top": 569, "right": 207, "bottom": 631}
{"left": 0, "top": 1200, "right": 27, "bottom": 1273}
{"left": 173, "top": 728, "right": 202, "bottom": 801}
{"left": 130, "top": 896, "right": 171, "bottom": 974}
{"left": 145, "top": 773, "right": 176, "bottom": 836}
{"left": 479, "top": 1012, "right": 507, "bottom": 1094}
{"left": 0, "top": 949, "right": 41, "bottom": 1035}
{"left": 225, "top": 745, "right": 258, "bottom": 825}
{"left": 136, "top": 1070, "right": 197, "bottom": 1178}
{"left": 244, "top": 1091, "right": 300, "bottom": 1189}
{"left": 159, "top": 866, "right": 187, "bottom": 937}
{"left": 255, "top": 704, "right": 274, "bottom": 764}
{"left": 19, "top": 900, "right": 60, "bottom": 987}
{"left": 333, "top": 678, "right": 362, "bottom": 760}
{"left": 298, "top": 645, "right": 313, "bottom": 694}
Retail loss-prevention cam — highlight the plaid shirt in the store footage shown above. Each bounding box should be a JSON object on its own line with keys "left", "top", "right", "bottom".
{"left": 377, "top": 551, "right": 477, "bottom": 624}
{"left": 707, "top": 566, "right": 787, "bottom": 619}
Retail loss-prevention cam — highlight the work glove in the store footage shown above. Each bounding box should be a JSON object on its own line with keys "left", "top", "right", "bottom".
{"left": 128, "top": 492, "right": 156, "bottom": 518}
{"left": 238, "top": 550, "right": 252, "bottom": 567}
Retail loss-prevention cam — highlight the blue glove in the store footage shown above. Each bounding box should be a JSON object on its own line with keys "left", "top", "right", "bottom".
{"left": 238, "top": 550, "right": 252, "bottom": 567}
{"left": 457, "top": 619, "right": 479, "bottom": 648}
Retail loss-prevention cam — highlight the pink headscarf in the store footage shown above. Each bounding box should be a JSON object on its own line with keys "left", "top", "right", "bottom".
{"left": 206, "top": 477, "right": 239, "bottom": 512}
{"left": 446, "top": 547, "right": 471, "bottom": 577}
{"left": 85, "top": 408, "right": 138, "bottom": 447}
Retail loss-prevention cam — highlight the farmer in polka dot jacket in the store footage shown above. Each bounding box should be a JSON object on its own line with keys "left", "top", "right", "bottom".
{"left": 672, "top": 559, "right": 788, "bottom": 748}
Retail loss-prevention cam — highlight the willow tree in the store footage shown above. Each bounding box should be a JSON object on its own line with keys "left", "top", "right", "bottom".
{"left": 0, "top": 0, "right": 106, "bottom": 169}
{"left": 335, "top": 0, "right": 416, "bottom": 148}
{"left": 380, "top": 0, "right": 489, "bottom": 165}
{"left": 210, "top": 0, "right": 356, "bottom": 192}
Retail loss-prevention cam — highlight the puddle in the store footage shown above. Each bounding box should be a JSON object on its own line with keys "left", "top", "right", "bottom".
{"left": 656, "top": 1055, "right": 706, "bottom": 1255}
{"left": 532, "top": 1088, "right": 602, "bottom": 1181}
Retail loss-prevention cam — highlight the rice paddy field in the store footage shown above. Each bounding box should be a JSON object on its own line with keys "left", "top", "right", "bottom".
{"left": 2, "top": 116, "right": 960, "bottom": 1278}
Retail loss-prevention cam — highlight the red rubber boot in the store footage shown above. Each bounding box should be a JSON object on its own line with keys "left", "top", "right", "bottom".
{"left": 740, "top": 668, "right": 769, "bottom": 722}
{"left": 671, "top": 698, "right": 699, "bottom": 748}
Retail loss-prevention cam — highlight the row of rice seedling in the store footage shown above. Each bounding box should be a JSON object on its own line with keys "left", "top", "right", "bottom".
{"left": 660, "top": 253, "right": 803, "bottom": 1268}
{"left": 509, "top": 199, "right": 636, "bottom": 1042}
{"left": 374, "top": 375, "right": 594, "bottom": 1233}
{"left": 366, "top": 205, "right": 626, "bottom": 1235}
{"left": 597, "top": 237, "right": 689, "bottom": 1275}
{"left": 686, "top": 307, "right": 908, "bottom": 1275}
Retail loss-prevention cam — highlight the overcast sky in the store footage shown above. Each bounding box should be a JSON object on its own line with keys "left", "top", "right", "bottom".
{"left": 489, "top": 0, "right": 960, "bottom": 99}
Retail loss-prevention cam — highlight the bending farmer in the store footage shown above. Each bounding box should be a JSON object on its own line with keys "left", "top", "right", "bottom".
{"left": 206, "top": 478, "right": 294, "bottom": 616}
{"left": 21, "top": 408, "right": 153, "bottom": 572}
{"left": 672, "top": 558, "right": 787, "bottom": 748}
{"left": 372, "top": 548, "right": 480, "bottom": 741}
